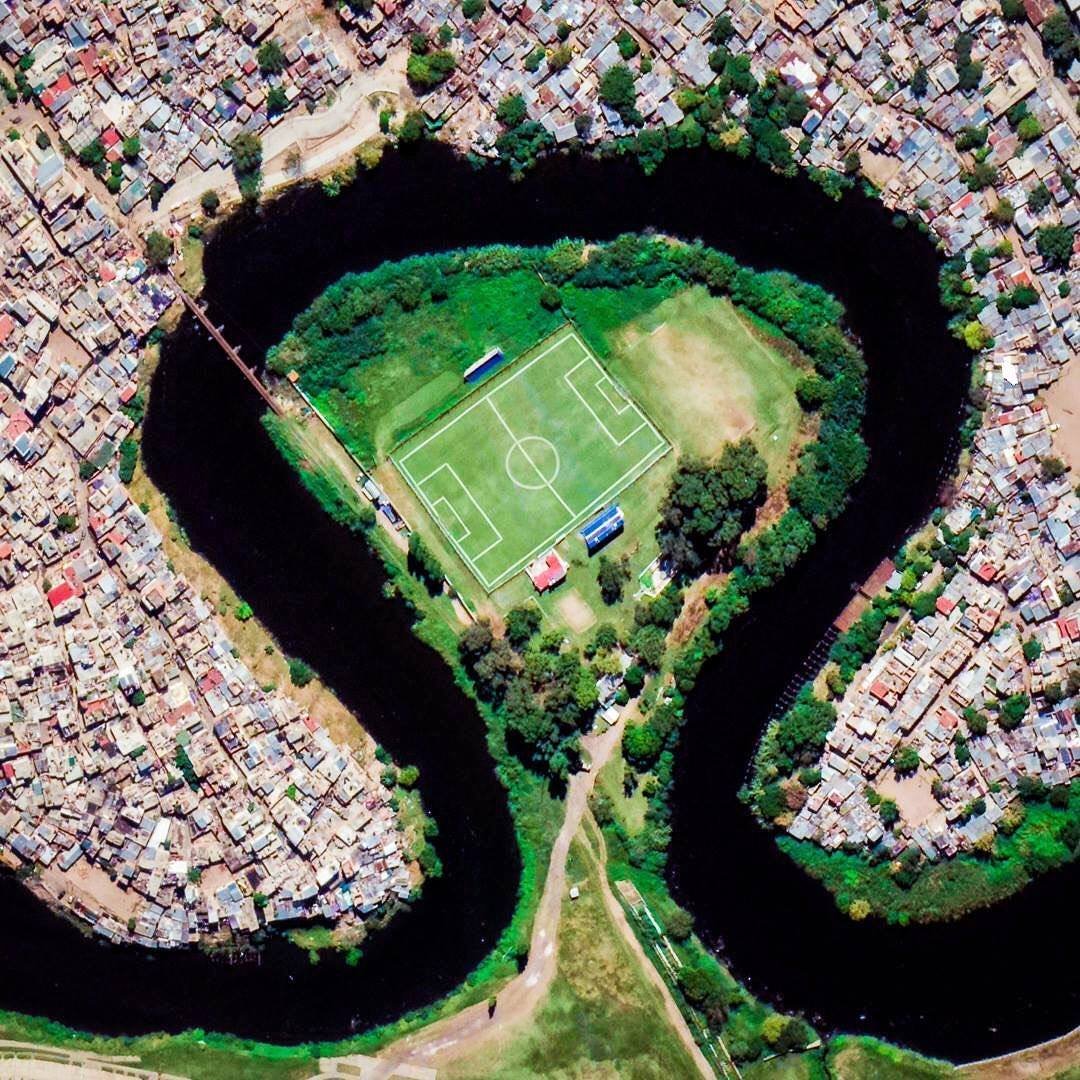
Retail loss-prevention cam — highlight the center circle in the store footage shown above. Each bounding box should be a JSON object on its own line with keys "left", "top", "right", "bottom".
{"left": 504, "top": 436, "right": 560, "bottom": 490}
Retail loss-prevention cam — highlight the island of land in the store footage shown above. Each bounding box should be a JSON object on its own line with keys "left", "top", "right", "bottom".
{"left": 259, "top": 232, "right": 871, "bottom": 1074}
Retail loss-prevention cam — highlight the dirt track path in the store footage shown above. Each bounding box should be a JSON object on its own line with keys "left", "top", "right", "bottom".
{"left": 581, "top": 816, "right": 715, "bottom": 1077}
{"left": 368, "top": 721, "right": 625, "bottom": 1077}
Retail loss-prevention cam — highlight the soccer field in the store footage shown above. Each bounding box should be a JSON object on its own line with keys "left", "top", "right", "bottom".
{"left": 392, "top": 328, "right": 670, "bottom": 591}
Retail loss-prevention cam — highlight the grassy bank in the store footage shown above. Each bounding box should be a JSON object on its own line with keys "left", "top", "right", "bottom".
{"left": 779, "top": 778, "right": 1080, "bottom": 925}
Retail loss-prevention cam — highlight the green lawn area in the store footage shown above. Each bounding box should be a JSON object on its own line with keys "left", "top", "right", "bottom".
{"left": 446, "top": 829, "right": 701, "bottom": 1080}
{"left": 339, "top": 273, "right": 804, "bottom": 637}
{"left": 321, "top": 269, "right": 567, "bottom": 463}
{"left": 597, "top": 741, "right": 651, "bottom": 835}
{"left": 392, "top": 326, "right": 669, "bottom": 591}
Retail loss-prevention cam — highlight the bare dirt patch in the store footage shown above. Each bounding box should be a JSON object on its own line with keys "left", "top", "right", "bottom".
{"left": 43, "top": 863, "right": 140, "bottom": 922}
{"left": 628, "top": 320, "right": 756, "bottom": 458}
{"left": 1044, "top": 363, "right": 1080, "bottom": 472}
{"left": 876, "top": 771, "right": 945, "bottom": 832}
{"left": 557, "top": 589, "right": 596, "bottom": 634}
{"left": 961, "top": 1023, "right": 1080, "bottom": 1077}
{"left": 669, "top": 572, "right": 723, "bottom": 646}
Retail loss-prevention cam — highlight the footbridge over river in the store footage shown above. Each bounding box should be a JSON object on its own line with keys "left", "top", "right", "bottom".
{"left": 168, "top": 273, "right": 282, "bottom": 416}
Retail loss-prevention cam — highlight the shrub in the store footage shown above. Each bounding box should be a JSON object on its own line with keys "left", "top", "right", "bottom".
{"left": 288, "top": 658, "right": 315, "bottom": 687}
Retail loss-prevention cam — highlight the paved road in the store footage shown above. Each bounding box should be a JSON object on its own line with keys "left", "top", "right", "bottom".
{"left": 151, "top": 47, "right": 409, "bottom": 226}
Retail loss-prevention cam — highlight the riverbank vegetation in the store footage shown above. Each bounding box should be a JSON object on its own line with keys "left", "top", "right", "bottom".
{"left": 750, "top": 509, "right": 1080, "bottom": 925}
{"left": 260, "top": 235, "right": 871, "bottom": 1070}
{"left": 443, "top": 826, "right": 702, "bottom": 1078}
{"left": 779, "top": 775, "right": 1080, "bottom": 925}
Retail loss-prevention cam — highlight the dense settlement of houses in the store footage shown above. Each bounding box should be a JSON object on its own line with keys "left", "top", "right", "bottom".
{"left": 0, "top": 0, "right": 1075, "bottom": 921}
{"left": 0, "top": 5, "right": 411, "bottom": 950}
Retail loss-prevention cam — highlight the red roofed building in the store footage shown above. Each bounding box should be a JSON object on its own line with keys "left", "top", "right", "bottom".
{"left": 937, "top": 706, "right": 959, "bottom": 730}
{"left": 3, "top": 410, "right": 32, "bottom": 441}
{"left": 526, "top": 549, "right": 568, "bottom": 592}
{"left": 936, "top": 595, "right": 956, "bottom": 616}
{"left": 46, "top": 581, "right": 76, "bottom": 608}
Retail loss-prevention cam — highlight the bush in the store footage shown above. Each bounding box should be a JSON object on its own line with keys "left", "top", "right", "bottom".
{"left": 144, "top": 231, "right": 172, "bottom": 270}
{"left": 1037, "top": 223, "right": 1075, "bottom": 268}
{"left": 623, "top": 722, "right": 662, "bottom": 769}
{"left": 288, "top": 658, "right": 315, "bottom": 687}
{"left": 407, "top": 50, "right": 456, "bottom": 90}
{"left": 407, "top": 531, "right": 444, "bottom": 592}
{"left": 596, "top": 554, "right": 629, "bottom": 604}
{"left": 257, "top": 40, "right": 287, "bottom": 75}
{"left": 665, "top": 906, "right": 694, "bottom": 940}
{"left": 539, "top": 284, "right": 562, "bottom": 311}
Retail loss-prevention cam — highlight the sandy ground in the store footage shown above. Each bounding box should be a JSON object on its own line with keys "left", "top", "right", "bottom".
{"left": 876, "top": 771, "right": 945, "bottom": 832}
{"left": 556, "top": 589, "right": 596, "bottom": 634}
{"left": 45, "top": 327, "right": 94, "bottom": 372}
{"left": 41, "top": 862, "right": 141, "bottom": 922}
{"left": 859, "top": 149, "right": 903, "bottom": 190}
{"left": 1044, "top": 361, "right": 1080, "bottom": 472}
{"left": 962, "top": 1023, "right": 1080, "bottom": 1078}
{"left": 622, "top": 320, "right": 756, "bottom": 458}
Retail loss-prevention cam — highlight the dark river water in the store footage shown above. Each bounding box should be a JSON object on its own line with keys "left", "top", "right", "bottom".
{"left": 1, "top": 143, "right": 1074, "bottom": 1060}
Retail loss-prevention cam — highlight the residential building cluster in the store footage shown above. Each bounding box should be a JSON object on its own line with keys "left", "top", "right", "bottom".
{"left": 0, "top": 57, "right": 409, "bottom": 946}
{"left": 0, "top": 0, "right": 350, "bottom": 216}
{"left": 788, "top": 394, "right": 1080, "bottom": 859}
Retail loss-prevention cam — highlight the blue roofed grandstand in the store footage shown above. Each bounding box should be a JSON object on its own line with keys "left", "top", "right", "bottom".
{"left": 580, "top": 505, "right": 624, "bottom": 554}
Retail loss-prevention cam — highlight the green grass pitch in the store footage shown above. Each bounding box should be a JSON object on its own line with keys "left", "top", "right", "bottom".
{"left": 392, "top": 327, "right": 670, "bottom": 591}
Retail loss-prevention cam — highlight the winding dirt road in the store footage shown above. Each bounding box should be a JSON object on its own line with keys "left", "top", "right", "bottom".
{"left": 366, "top": 715, "right": 712, "bottom": 1078}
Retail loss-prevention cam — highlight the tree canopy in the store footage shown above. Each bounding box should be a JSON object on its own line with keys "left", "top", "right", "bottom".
{"left": 657, "top": 439, "right": 768, "bottom": 577}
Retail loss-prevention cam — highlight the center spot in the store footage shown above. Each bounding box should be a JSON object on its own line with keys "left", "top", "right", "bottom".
{"left": 505, "top": 436, "right": 560, "bottom": 490}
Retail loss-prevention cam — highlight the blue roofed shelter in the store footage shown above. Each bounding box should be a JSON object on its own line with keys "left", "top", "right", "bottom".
{"left": 580, "top": 505, "right": 624, "bottom": 555}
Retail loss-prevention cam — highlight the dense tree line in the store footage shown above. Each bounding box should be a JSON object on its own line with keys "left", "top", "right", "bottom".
{"left": 657, "top": 440, "right": 767, "bottom": 577}
{"left": 458, "top": 616, "right": 599, "bottom": 780}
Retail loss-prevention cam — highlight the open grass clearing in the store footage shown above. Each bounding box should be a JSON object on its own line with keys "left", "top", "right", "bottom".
{"left": 606, "top": 286, "right": 805, "bottom": 481}
{"left": 444, "top": 828, "right": 700, "bottom": 1080}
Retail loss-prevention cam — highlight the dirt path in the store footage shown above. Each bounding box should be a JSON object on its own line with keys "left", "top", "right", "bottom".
{"left": 961, "top": 1024, "right": 1080, "bottom": 1079}
{"left": 582, "top": 815, "right": 715, "bottom": 1078}
{"left": 368, "top": 719, "right": 625, "bottom": 1077}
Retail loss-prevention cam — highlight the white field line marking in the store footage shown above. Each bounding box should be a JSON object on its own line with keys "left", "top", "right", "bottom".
{"left": 397, "top": 328, "right": 582, "bottom": 468}
{"left": 395, "top": 327, "right": 670, "bottom": 591}
{"left": 394, "top": 458, "right": 503, "bottom": 589}
{"left": 564, "top": 356, "right": 651, "bottom": 447}
{"left": 482, "top": 437, "right": 670, "bottom": 590}
{"left": 595, "top": 374, "right": 633, "bottom": 415}
{"left": 432, "top": 496, "right": 470, "bottom": 542}
{"left": 486, "top": 397, "right": 574, "bottom": 515}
